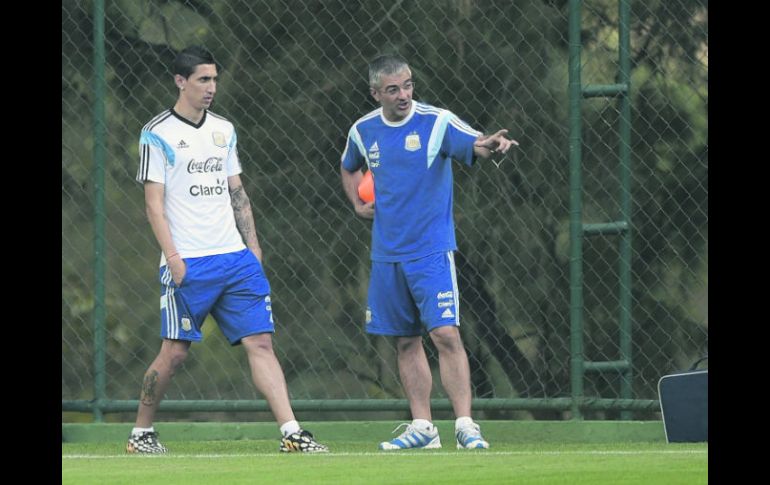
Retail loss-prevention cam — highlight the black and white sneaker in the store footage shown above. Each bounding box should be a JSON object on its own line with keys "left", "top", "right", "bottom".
{"left": 279, "top": 429, "right": 329, "bottom": 453}
{"left": 126, "top": 431, "right": 168, "bottom": 454}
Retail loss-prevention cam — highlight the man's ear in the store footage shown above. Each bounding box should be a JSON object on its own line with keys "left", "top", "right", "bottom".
{"left": 370, "top": 87, "right": 379, "bottom": 102}
{"left": 174, "top": 74, "right": 187, "bottom": 90}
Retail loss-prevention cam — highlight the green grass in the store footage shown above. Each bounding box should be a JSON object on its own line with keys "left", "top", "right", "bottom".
{"left": 63, "top": 440, "right": 707, "bottom": 485}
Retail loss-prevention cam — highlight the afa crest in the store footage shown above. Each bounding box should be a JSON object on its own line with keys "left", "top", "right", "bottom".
{"left": 405, "top": 132, "right": 421, "bottom": 151}
{"left": 212, "top": 131, "right": 227, "bottom": 147}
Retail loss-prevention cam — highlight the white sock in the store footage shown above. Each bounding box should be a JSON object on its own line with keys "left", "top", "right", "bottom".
{"left": 280, "top": 420, "right": 301, "bottom": 437}
{"left": 131, "top": 426, "right": 154, "bottom": 436}
{"left": 412, "top": 418, "right": 434, "bottom": 432}
{"left": 455, "top": 416, "right": 474, "bottom": 430}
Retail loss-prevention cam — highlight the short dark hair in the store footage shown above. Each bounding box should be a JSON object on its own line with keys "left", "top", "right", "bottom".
{"left": 368, "top": 54, "right": 410, "bottom": 88}
{"left": 172, "top": 46, "right": 218, "bottom": 79}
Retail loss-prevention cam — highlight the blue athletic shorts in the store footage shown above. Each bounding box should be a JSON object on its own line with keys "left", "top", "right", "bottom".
{"left": 159, "top": 248, "right": 273, "bottom": 345}
{"left": 365, "top": 251, "right": 460, "bottom": 337}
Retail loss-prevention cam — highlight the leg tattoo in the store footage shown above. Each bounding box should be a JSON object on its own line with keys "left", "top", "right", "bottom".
{"left": 140, "top": 370, "right": 159, "bottom": 406}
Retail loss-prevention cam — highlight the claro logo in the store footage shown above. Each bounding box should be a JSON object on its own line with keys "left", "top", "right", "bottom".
{"left": 190, "top": 178, "right": 227, "bottom": 197}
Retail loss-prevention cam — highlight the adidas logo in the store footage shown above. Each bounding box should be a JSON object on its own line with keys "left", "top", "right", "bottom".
{"left": 441, "top": 308, "right": 455, "bottom": 318}
{"left": 177, "top": 140, "right": 189, "bottom": 148}
{"left": 368, "top": 140, "right": 380, "bottom": 161}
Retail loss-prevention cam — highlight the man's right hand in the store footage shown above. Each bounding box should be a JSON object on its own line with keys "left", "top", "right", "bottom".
{"left": 168, "top": 256, "right": 187, "bottom": 286}
{"left": 355, "top": 201, "right": 375, "bottom": 220}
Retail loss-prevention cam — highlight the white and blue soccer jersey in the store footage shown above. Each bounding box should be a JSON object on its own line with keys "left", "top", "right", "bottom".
{"left": 136, "top": 109, "right": 246, "bottom": 263}
{"left": 340, "top": 101, "right": 481, "bottom": 262}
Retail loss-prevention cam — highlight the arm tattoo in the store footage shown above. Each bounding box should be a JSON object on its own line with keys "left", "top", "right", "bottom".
{"left": 229, "top": 185, "right": 259, "bottom": 248}
{"left": 140, "top": 370, "right": 159, "bottom": 406}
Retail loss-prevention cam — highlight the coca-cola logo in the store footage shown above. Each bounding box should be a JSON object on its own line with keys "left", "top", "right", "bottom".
{"left": 187, "top": 157, "right": 224, "bottom": 174}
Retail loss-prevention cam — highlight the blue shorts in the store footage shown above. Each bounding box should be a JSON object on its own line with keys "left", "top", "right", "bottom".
{"left": 365, "top": 251, "right": 460, "bottom": 337}
{"left": 159, "top": 248, "right": 273, "bottom": 345}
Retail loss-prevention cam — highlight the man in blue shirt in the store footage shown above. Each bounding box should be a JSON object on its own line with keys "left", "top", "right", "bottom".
{"left": 340, "top": 55, "right": 518, "bottom": 450}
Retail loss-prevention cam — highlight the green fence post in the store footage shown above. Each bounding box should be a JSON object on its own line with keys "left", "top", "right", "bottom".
{"left": 91, "top": 0, "right": 107, "bottom": 423}
{"left": 618, "top": 0, "right": 633, "bottom": 420}
{"left": 568, "top": 0, "right": 585, "bottom": 421}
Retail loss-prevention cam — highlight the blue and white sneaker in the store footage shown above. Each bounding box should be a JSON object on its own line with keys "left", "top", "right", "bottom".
{"left": 455, "top": 423, "right": 490, "bottom": 449}
{"left": 379, "top": 422, "right": 442, "bottom": 450}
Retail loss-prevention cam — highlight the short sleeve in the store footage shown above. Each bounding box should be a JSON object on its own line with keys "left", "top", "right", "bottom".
{"left": 136, "top": 130, "right": 173, "bottom": 184}
{"left": 441, "top": 113, "right": 481, "bottom": 166}
{"left": 340, "top": 126, "right": 365, "bottom": 171}
{"left": 225, "top": 127, "right": 242, "bottom": 176}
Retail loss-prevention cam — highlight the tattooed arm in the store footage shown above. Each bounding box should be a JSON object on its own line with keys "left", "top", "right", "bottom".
{"left": 228, "top": 175, "right": 263, "bottom": 263}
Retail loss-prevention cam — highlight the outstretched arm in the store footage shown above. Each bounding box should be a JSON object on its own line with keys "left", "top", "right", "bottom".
{"left": 228, "top": 174, "right": 263, "bottom": 263}
{"left": 473, "top": 129, "right": 519, "bottom": 164}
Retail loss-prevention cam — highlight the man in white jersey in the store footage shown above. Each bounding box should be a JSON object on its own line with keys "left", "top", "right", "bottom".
{"left": 128, "top": 46, "right": 327, "bottom": 454}
{"left": 340, "top": 55, "right": 518, "bottom": 450}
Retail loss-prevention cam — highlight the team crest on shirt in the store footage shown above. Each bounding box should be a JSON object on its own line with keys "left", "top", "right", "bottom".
{"left": 212, "top": 131, "right": 227, "bottom": 147}
{"left": 405, "top": 132, "right": 421, "bottom": 151}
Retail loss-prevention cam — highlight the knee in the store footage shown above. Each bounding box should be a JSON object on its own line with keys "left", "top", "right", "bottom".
{"left": 167, "top": 347, "right": 189, "bottom": 370}
{"left": 242, "top": 333, "right": 275, "bottom": 355}
{"left": 430, "top": 327, "right": 464, "bottom": 353}
{"left": 159, "top": 340, "right": 190, "bottom": 370}
{"left": 396, "top": 336, "right": 423, "bottom": 355}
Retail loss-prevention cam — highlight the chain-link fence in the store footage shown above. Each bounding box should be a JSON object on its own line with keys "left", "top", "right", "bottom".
{"left": 62, "top": 0, "right": 707, "bottom": 422}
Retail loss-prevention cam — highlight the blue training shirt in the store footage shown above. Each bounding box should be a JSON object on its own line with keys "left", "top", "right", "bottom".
{"left": 341, "top": 101, "right": 482, "bottom": 262}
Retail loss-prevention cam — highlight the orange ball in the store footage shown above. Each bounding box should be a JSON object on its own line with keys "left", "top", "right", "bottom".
{"left": 358, "top": 170, "right": 375, "bottom": 203}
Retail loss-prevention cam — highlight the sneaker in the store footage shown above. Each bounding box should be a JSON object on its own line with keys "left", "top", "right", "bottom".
{"left": 455, "top": 423, "right": 490, "bottom": 449}
{"left": 379, "top": 422, "right": 442, "bottom": 450}
{"left": 279, "top": 429, "right": 329, "bottom": 453}
{"left": 126, "top": 431, "right": 168, "bottom": 454}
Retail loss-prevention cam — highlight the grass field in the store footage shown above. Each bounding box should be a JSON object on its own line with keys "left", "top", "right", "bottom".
{"left": 63, "top": 426, "right": 708, "bottom": 485}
